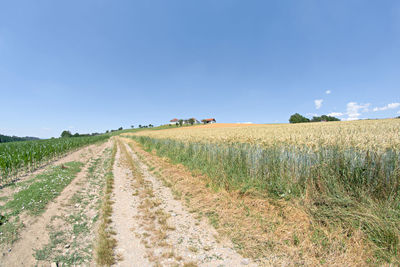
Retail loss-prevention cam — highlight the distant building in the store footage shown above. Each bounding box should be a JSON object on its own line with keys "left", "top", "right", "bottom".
{"left": 169, "top": 118, "right": 179, "bottom": 125}
{"left": 201, "top": 118, "right": 216, "bottom": 124}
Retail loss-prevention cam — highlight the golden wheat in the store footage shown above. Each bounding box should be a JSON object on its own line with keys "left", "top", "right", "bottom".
{"left": 127, "top": 119, "right": 400, "bottom": 151}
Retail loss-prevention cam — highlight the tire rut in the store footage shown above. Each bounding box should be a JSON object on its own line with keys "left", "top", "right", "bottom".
{"left": 110, "top": 141, "right": 150, "bottom": 266}
{"left": 117, "top": 138, "right": 256, "bottom": 266}
{"left": 0, "top": 141, "right": 111, "bottom": 267}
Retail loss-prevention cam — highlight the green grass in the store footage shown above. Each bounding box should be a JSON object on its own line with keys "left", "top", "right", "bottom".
{"left": 2, "top": 162, "right": 83, "bottom": 217}
{"left": 117, "top": 123, "right": 201, "bottom": 135}
{"left": 33, "top": 149, "right": 111, "bottom": 265}
{"left": 0, "top": 216, "right": 23, "bottom": 245}
{"left": 0, "top": 162, "right": 83, "bottom": 246}
{"left": 34, "top": 230, "right": 67, "bottom": 260}
{"left": 34, "top": 228, "right": 90, "bottom": 264}
{"left": 205, "top": 211, "right": 220, "bottom": 229}
{"left": 131, "top": 136, "right": 400, "bottom": 264}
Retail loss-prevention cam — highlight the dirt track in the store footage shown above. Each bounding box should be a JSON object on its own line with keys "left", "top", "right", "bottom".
{"left": 0, "top": 137, "right": 254, "bottom": 266}
{"left": 0, "top": 141, "right": 111, "bottom": 266}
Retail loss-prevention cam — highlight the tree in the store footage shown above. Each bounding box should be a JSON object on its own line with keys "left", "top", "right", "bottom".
{"left": 61, "top": 130, "right": 72, "bottom": 138}
{"left": 289, "top": 113, "right": 310, "bottom": 123}
{"left": 324, "top": 115, "right": 340, "bottom": 122}
{"left": 188, "top": 118, "right": 195, "bottom": 125}
{"left": 118, "top": 127, "right": 123, "bottom": 131}
{"left": 311, "top": 115, "right": 340, "bottom": 122}
{"left": 178, "top": 119, "right": 183, "bottom": 126}
{"left": 131, "top": 125, "right": 134, "bottom": 128}
{"left": 148, "top": 124, "right": 153, "bottom": 128}
{"left": 139, "top": 125, "right": 142, "bottom": 128}
{"left": 311, "top": 116, "right": 320, "bottom": 122}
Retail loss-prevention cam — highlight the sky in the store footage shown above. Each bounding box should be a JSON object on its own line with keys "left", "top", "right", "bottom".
{"left": 0, "top": 0, "right": 399, "bottom": 138}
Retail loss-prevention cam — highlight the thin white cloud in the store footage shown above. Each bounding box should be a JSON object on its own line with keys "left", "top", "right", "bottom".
{"left": 325, "top": 90, "right": 331, "bottom": 94}
{"left": 314, "top": 99, "right": 323, "bottom": 109}
{"left": 327, "top": 112, "right": 344, "bottom": 117}
{"left": 373, "top": 102, "right": 400, "bottom": 112}
{"left": 344, "top": 102, "right": 370, "bottom": 121}
{"left": 388, "top": 103, "right": 400, "bottom": 109}
{"left": 397, "top": 110, "right": 400, "bottom": 114}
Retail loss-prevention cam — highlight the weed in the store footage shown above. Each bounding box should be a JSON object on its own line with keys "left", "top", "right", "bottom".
{"left": 205, "top": 211, "right": 219, "bottom": 229}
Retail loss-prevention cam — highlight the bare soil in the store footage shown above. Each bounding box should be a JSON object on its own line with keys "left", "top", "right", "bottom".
{"left": 0, "top": 142, "right": 107, "bottom": 204}
{"left": 0, "top": 141, "right": 111, "bottom": 266}
{"left": 110, "top": 141, "right": 150, "bottom": 266}
{"left": 0, "top": 137, "right": 266, "bottom": 266}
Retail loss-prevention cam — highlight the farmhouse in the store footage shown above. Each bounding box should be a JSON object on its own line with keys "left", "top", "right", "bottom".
{"left": 169, "top": 118, "right": 179, "bottom": 125}
{"left": 202, "top": 118, "right": 216, "bottom": 124}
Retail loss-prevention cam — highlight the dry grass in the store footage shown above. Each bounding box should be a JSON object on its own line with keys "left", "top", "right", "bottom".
{"left": 95, "top": 140, "right": 117, "bottom": 266}
{"left": 126, "top": 119, "right": 400, "bottom": 264}
{"left": 183, "top": 262, "right": 198, "bottom": 267}
{"left": 125, "top": 138, "right": 374, "bottom": 266}
{"left": 127, "top": 119, "right": 400, "bottom": 151}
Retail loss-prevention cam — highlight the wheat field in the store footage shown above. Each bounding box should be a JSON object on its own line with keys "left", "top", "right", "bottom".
{"left": 126, "top": 119, "right": 400, "bottom": 263}
{"left": 129, "top": 119, "right": 400, "bottom": 151}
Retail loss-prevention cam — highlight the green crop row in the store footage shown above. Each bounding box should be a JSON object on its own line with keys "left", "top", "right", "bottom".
{"left": 0, "top": 135, "right": 109, "bottom": 185}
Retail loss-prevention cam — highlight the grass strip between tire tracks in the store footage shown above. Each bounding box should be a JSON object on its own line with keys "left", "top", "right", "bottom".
{"left": 96, "top": 140, "right": 117, "bottom": 266}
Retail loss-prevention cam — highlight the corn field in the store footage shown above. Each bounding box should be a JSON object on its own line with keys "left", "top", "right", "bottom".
{"left": 0, "top": 135, "right": 109, "bottom": 185}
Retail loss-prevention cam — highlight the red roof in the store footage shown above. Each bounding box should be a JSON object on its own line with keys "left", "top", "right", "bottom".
{"left": 170, "top": 118, "right": 179, "bottom": 122}
{"left": 204, "top": 118, "right": 215, "bottom": 122}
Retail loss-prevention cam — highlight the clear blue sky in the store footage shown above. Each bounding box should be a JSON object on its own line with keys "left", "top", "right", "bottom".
{"left": 1, "top": 1, "right": 399, "bottom": 138}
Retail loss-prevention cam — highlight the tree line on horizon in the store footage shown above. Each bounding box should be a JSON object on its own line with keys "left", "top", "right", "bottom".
{"left": 61, "top": 124, "right": 155, "bottom": 138}
{"left": 289, "top": 113, "right": 341, "bottom": 123}
{"left": 60, "top": 130, "right": 102, "bottom": 138}
{"left": 0, "top": 134, "right": 40, "bottom": 143}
